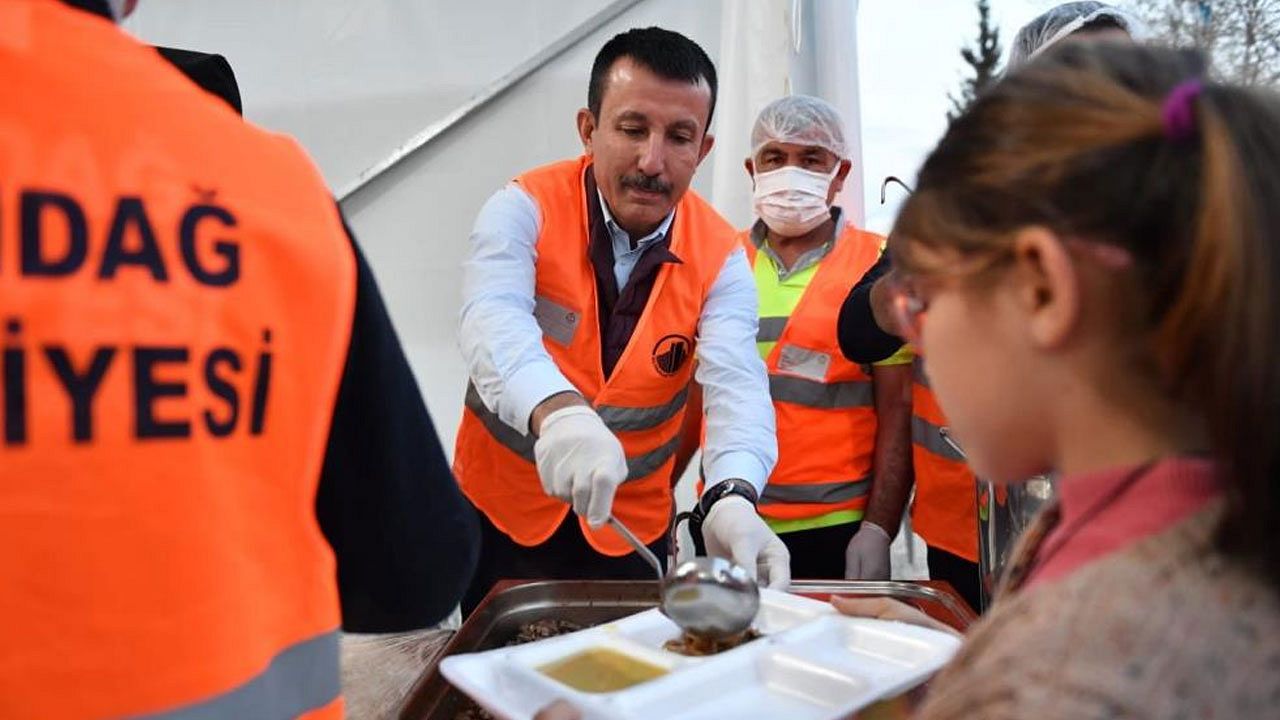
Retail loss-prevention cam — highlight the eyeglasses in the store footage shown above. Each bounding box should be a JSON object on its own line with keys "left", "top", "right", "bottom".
{"left": 886, "top": 263, "right": 1001, "bottom": 350}
{"left": 886, "top": 237, "right": 1133, "bottom": 350}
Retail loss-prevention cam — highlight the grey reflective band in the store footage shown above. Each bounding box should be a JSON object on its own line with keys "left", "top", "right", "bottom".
{"left": 132, "top": 630, "right": 339, "bottom": 720}
{"left": 597, "top": 384, "right": 690, "bottom": 432}
{"left": 768, "top": 374, "right": 873, "bottom": 409}
{"left": 912, "top": 360, "right": 931, "bottom": 388}
{"left": 464, "top": 384, "right": 681, "bottom": 480}
{"left": 757, "top": 316, "right": 789, "bottom": 343}
{"left": 912, "top": 415, "right": 965, "bottom": 462}
{"left": 464, "top": 383, "right": 534, "bottom": 461}
{"left": 759, "top": 476, "right": 871, "bottom": 505}
{"left": 625, "top": 436, "right": 680, "bottom": 480}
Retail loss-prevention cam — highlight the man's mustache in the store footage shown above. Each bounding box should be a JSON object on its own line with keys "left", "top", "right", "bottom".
{"left": 621, "top": 174, "right": 672, "bottom": 195}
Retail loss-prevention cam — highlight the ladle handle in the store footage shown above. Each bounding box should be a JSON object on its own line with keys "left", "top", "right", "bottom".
{"left": 608, "top": 515, "right": 664, "bottom": 582}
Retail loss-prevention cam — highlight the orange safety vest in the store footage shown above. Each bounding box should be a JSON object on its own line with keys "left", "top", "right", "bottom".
{"left": 744, "top": 225, "right": 884, "bottom": 522}
{"left": 454, "top": 156, "right": 738, "bottom": 556}
{"left": 1, "top": 3, "right": 350, "bottom": 718}
{"left": 911, "top": 360, "right": 980, "bottom": 562}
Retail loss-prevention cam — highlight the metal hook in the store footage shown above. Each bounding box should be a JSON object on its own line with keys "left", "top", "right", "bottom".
{"left": 879, "top": 175, "right": 914, "bottom": 205}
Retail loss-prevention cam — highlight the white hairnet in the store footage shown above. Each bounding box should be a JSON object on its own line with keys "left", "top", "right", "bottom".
{"left": 750, "top": 95, "right": 848, "bottom": 161}
{"left": 1008, "top": 2, "right": 1141, "bottom": 70}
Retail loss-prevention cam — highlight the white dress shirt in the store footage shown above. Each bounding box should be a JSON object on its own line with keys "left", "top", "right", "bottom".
{"left": 459, "top": 183, "right": 777, "bottom": 493}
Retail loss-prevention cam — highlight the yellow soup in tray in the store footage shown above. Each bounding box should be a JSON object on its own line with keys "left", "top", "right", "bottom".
{"left": 537, "top": 648, "right": 669, "bottom": 693}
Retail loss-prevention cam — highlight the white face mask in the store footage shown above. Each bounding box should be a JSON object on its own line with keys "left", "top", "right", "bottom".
{"left": 752, "top": 165, "right": 837, "bottom": 237}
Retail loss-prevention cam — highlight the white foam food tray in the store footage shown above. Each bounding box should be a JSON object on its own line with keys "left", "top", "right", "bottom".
{"left": 440, "top": 588, "right": 961, "bottom": 720}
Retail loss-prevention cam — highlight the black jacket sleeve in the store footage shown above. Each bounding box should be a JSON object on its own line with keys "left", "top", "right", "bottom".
{"left": 836, "top": 253, "right": 906, "bottom": 364}
{"left": 315, "top": 211, "right": 479, "bottom": 633}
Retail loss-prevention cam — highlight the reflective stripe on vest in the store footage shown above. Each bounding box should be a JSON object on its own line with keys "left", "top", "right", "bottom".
{"left": 757, "top": 316, "right": 788, "bottom": 343}
{"left": 454, "top": 155, "right": 739, "bottom": 555}
{"left": 910, "top": 359, "right": 980, "bottom": 561}
{"left": 912, "top": 415, "right": 965, "bottom": 462}
{"left": 134, "top": 630, "right": 340, "bottom": 720}
{"left": 759, "top": 475, "right": 872, "bottom": 506}
{"left": 913, "top": 358, "right": 931, "bottom": 388}
{"left": 463, "top": 384, "right": 537, "bottom": 461}
{"left": 464, "top": 384, "right": 682, "bottom": 480}
{"left": 769, "top": 374, "right": 874, "bottom": 409}
{"left": 597, "top": 383, "right": 691, "bottom": 431}
{"left": 741, "top": 223, "right": 886, "bottom": 525}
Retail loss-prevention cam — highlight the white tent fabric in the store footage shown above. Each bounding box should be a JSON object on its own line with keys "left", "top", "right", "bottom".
{"left": 710, "top": 0, "right": 865, "bottom": 229}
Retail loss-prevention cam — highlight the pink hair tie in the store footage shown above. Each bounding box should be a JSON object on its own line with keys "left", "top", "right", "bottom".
{"left": 1162, "top": 79, "right": 1203, "bottom": 143}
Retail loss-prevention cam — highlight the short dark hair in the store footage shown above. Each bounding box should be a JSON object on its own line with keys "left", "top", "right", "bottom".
{"left": 588, "top": 27, "right": 718, "bottom": 129}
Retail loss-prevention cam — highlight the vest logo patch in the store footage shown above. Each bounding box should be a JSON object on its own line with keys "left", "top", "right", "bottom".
{"left": 652, "top": 334, "right": 691, "bottom": 376}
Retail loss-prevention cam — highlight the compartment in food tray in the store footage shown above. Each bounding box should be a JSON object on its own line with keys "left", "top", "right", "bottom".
{"left": 759, "top": 651, "right": 874, "bottom": 708}
{"left": 620, "top": 649, "right": 874, "bottom": 720}
{"left": 753, "top": 587, "right": 834, "bottom": 635}
{"left": 770, "top": 614, "right": 963, "bottom": 688}
{"left": 841, "top": 617, "right": 960, "bottom": 669}
{"left": 500, "top": 632, "right": 685, "bottom": 701}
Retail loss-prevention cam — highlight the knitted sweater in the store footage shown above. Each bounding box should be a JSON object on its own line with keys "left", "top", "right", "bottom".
{"left": 916, "top": 500, "right": 1280, "bottom": 719}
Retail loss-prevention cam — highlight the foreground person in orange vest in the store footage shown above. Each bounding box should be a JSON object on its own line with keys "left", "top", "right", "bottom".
{"left": 0, "top": 2, "right": 479, "bottom": 717}
{"left": 456, "top": 27, "right": 787, "bottom": 612}
{"left": 676, "top": 96, "right": 914, "bottom": 580}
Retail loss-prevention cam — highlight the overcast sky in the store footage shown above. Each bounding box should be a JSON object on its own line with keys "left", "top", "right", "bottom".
{"left": 858, "top": 0, "right": 1067, "bottom": 233}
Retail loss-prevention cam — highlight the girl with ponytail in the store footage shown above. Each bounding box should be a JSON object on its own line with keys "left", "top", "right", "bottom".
{"left": 835, "top": 41, "right": 1280, "bottom": 718}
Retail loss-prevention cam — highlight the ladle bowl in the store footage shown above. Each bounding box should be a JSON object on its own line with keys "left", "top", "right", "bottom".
{"left": 607, "top": 516, "right": 761, "bottom": 641}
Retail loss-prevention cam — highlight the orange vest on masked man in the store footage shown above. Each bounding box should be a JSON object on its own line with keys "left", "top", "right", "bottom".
{"left": 911, "top": 360, "right": 980, "bottom": 562}
{"left": 455, "top": 156, "right": 738, "bottom": 556}
{"left": 743, "top": 225, "right": 884, "bottom": 522}
{"left": 1, "top": 3, "right": 350, "bottom": 717}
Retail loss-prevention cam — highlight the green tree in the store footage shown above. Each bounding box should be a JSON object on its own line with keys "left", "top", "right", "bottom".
{"left": 948, "top": 0, "right": 1004, "bottom": 122}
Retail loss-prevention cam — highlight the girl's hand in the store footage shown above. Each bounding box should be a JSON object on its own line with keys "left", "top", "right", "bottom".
{"left": 831, "top": 596, "right": 963, "bottom": 638}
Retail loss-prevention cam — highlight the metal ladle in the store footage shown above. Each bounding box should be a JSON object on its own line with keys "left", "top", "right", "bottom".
{"left": 608, "top": 515, "right": 760, "bottom": 640}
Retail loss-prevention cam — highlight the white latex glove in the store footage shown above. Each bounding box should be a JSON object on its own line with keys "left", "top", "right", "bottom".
{"left": 844, "top": 521, "right": 892, "bottom": 580}
{"left": 533, "top": 405, "right": 628, "bottom": 528}
{"left": 701, "top": 496, "right": 792, "bottom": 589}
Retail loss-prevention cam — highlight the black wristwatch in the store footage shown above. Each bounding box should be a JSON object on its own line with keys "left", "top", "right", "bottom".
{"left": 696, "top": 478, "right": 759, "bottom": 518}
{"left": 685, "top": 479, "right": 759, "bottom": 555}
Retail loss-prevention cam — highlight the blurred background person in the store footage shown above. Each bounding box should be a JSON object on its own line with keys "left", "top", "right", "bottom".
{"left": 676, "top": 95, "right": 912, "bottom": 580}
{"left": 0, "top": 2, "right": 478, "bottom": 717}
{"left": 1007, "top": 1, "right": 1140, "bottom": 69}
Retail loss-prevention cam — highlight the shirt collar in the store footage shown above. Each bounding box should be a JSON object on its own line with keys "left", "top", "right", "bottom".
{"left": 752, "top": 207, "right": 844, "bottom": 281}
{"left": 597, "top": 189, "right": 675, "bottom": 254}
{"left": 1055, "top": 457, "right": 1220, "bottom": 530}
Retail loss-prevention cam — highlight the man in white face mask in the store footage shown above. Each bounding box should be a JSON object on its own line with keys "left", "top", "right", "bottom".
{"left": 734, "top": 96, "right": 914, "bottom": 580}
